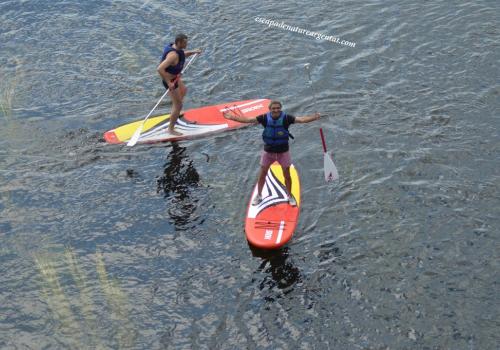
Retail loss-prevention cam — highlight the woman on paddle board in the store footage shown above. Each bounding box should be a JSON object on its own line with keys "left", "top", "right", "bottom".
{"left": 157, "top": 34, "right": 201, "bottom": 136}
{"left": 223, "top": 100, "right": 320, "bottom": 206}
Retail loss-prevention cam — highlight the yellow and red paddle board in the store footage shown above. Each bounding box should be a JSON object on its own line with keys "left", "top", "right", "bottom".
{"left": 245, "top": 162, "right": 301, "bottom": 249}
{"left": 104, "top": 99, "right": 270, "bottom": 144}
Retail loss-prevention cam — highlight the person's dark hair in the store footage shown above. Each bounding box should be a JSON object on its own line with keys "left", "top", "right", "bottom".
{"left": 268, "top": 100, "right": 282, "bottom": 109}
{"left": 175, "top": 33, "right": 188, "bottom": 44}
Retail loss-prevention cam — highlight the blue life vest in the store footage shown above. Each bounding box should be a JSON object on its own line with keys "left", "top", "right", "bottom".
{"left": 262, "top": 112, "right": 290, "bottom": 146}
{"left": 161, "top": 43, "right": 185, "bottom": 75}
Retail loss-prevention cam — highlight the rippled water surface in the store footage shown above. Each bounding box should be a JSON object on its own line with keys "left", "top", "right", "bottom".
{"left": 1, "top": 0, "right": 498, "bottom": 349}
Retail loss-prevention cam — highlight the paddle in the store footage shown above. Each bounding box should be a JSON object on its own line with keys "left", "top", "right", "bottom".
{"left": 127, "top": 52, "right": 199, "bottom": 147}
{"left": 304, "top": 63, "right": 339, "bottom": 182}
{"left": 319, "top": 128, "right": 339, "bottom": 181}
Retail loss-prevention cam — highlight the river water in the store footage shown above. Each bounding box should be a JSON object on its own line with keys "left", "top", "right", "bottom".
{"left": 0, "top": 0, "right": 498, "bottom": 349}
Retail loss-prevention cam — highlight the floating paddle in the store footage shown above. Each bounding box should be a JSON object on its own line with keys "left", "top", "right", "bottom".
{"left": 304, "top": 63, "right": 339, "bottom": 182}
{"left": 319, "top": 128, "right": 339, "bottom": 182}
{"left": 127, "top": 53, "right": 199, "bottom": 147}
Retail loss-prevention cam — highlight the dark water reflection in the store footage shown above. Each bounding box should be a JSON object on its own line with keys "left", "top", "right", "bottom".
{"left": 156, "top": 142, "right": 201, "bottom": 230}
{"left": 157, "top": 143, "right": 200, "bottom": 199}
{"left": 251, "top": 246, "right": 302, "bottom": 294}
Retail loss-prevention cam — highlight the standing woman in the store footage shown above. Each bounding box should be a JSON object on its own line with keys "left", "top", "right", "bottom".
{"left": 157, "top": 33, "right": 201, "bottom": 135}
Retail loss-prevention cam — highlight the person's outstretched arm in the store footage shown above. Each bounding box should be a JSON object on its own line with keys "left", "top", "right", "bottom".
{"left": 223, "top": 111, "right": 259, "bottom": 123}
{"left": 185, "top": 49, "right": 202, "bottom": 56}
{"left": 294, "top": 112, "right": 321, "bottom": 123}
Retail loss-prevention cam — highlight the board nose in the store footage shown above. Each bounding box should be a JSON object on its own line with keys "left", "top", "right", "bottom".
{"left": 103, "top": 130, "right": 120, "bottom": 144}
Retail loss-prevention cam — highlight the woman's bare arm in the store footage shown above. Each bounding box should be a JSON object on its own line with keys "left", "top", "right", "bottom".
{"left": 294, "top": 112, "right": 321, "bottom": 123}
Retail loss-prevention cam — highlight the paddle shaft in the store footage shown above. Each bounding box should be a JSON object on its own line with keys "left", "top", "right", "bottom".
{"left": 319, "top": 128, "right": 327, "bottom": 153}
{"left": 138, "top": 68, "right": 183, "bottom": 124}
{"left": 305, "top": 65, "right": 319, "bottom": 108}
{"left": 305, "top": 64, "right": 339, "bottom": 181}
{"left": 305, "top": 65, "right": 327, "bottom": 150}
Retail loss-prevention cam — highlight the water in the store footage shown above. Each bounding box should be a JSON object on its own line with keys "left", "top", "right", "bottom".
{"left": 1, "top": 0, "right": 498, "bottom": 349}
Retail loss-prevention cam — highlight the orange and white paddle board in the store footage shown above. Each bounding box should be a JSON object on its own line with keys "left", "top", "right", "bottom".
{"left": 104, "top": 99, "right": 270, "bottom": 144}
{"left": 245, "top": 162, "right": 301, "bottom": 249}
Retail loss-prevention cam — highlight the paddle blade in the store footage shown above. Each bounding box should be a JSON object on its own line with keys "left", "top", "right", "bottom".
{"left": 126, "top": 123, "right": 144, "bottom": 147}
{"left": 324, "top": 152, "right": 339, "bottom": 182}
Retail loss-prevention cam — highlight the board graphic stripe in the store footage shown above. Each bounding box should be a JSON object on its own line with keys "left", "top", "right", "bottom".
{"left": 275, "top": 221, "right": 285, "bottom": 244}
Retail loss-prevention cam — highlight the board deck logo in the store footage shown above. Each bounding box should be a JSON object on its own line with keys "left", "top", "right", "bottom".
{"left": 264, "top": 230, "right": 273, "bottom": 240}
{"left": 219, "top": 99, "right": 266, "bottom": 113}
{"left": 241, "top": 104, "right": 264, "bottom": 113}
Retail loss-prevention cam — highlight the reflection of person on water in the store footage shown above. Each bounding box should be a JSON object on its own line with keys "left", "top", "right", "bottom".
{"left": 252, "top": 246, "right": 301, "bottom": 291}
{"left": 223, "top": 100, "right": 320, "bottom": 207}
{"left": 156, "top": 142, "right": 200, "bottom": 228}
{"left": 157, "top": 33, "right": 202, "bottom": 136}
